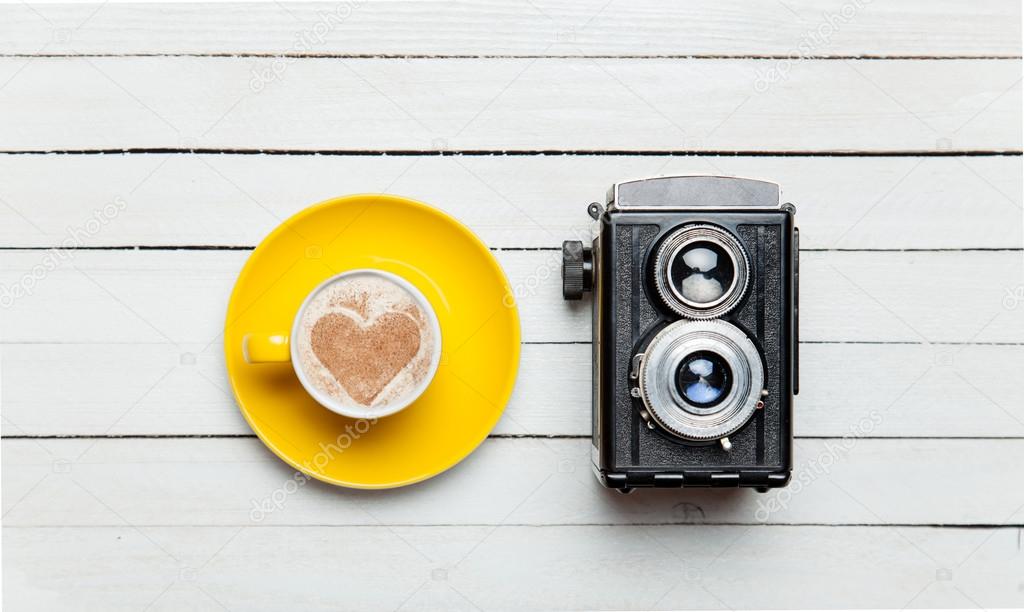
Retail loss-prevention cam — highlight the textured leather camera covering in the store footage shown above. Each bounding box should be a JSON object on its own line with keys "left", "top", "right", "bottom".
{"left": 601, "top": 214, "right": 789, "bottom": 477}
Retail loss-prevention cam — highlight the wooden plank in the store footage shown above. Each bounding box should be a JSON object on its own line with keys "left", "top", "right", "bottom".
{"left": 0, "top": 250, "right": 1020, "bottom": 345}
{"left": 4, "top": 524, "right": 1022, "bottom": 610}
{"left": 0, "top": 154, "right": 1019, "bottom": 249}
{"left": 4, "top": 438, "right": 1024, "bottom": 527}
{"left": 0, "top": 1, "right": 1019, "bottom": 57}
{"left": 0, "top": 58, "right": 1019, "bottom": 152}
{"left": 2, "top": 342, "right": 1022, "bottom": 438}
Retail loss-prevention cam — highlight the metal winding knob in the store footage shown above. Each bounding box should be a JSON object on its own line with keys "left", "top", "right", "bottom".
{"left": 561, "top": 240, "right": 593, "bottom": 300}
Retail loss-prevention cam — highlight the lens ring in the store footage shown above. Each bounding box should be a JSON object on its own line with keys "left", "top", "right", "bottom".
{"left": 653, "top": 224, "right": 749, "bottom": 319}
{"left": 637, "top": 319, "right": 763, "bottom": 441}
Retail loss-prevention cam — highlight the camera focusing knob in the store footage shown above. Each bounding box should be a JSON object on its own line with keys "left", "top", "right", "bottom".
{"left": 561, "top": 240, "right": 593, "bottom": 300}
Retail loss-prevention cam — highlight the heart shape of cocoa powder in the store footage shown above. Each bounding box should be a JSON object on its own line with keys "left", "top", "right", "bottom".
{"left": 310, "top": 311, "right": 422, "bottom": 406}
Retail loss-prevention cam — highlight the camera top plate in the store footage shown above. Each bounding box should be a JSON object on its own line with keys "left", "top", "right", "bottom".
{"left": 608, "top": 176, "right": 781, "bottom": 211}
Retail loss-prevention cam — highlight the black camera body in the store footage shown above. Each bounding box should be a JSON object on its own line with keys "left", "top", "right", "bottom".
{"left": 562, "top": 176, "right": 798, "bottom": 492}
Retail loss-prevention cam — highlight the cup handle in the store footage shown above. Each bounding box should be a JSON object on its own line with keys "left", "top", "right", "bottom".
{"left": 243, "top": 334, "right": 291, "bottom": 364}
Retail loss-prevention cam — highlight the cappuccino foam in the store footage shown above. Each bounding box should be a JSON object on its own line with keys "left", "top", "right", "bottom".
{"left": 295, "top": 274, "right": 436, "bottom": 411}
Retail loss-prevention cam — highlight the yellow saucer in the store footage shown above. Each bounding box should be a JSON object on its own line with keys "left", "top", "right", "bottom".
{"left": 224, "top": 194, "right": 521, "bottom": 488}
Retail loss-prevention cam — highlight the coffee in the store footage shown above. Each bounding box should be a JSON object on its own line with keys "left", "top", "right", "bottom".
{"left": 295, "top": 273, "right": 437, "bottom": 411}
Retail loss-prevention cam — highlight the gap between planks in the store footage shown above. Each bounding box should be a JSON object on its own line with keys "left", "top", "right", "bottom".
{"left": 5, "top": 434, "right": 1024, "bottom": 440}
{"left": 2, "top": 54, "right": 1023, "bottom": 61}
{"left": 0, "top": 246, "right": 1021, "bottom": 253}
{"left": 2, "top": 340, "right": 1021, "bottom": 346}
{"left": 0, "top": 149, "right": 1020, "bottom": 156}
{"left": 2, "top": 523, "right": 1022, "bottom": 529}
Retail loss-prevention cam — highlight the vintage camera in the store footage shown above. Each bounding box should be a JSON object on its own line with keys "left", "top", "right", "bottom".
{"left": 562, "top": 176, "right": 798, "bottom": 492}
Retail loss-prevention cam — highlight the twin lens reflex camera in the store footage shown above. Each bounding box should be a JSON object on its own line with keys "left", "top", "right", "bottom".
{"left": 561, "top": 176, "right": 799, "bottom": 493}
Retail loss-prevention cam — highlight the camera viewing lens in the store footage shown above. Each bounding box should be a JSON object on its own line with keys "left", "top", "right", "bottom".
{"left": 675, "top": 350, "right": 732, "bottom": 408}
{"left": 669, "top": 241, "right": 735, "bottom": 306}
{"left": 653, "top": 224, "right": 749, "bottom": 319}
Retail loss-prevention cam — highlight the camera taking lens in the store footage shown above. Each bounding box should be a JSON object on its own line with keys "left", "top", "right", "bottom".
{"left": 637, "top": 319, "right": 764, "bottom": 442}
{"left": 676, "top": 350, "right": 732, "bottom": 408}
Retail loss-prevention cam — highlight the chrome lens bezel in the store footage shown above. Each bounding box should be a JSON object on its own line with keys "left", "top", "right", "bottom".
{"left": 638, "top": 320, "right": 763, "bottom": 441}
{"left": 654, "top": 224, "right": 750, "bottom": 319}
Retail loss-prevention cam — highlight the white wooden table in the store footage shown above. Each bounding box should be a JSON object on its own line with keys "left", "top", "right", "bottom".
{"left": 1, "top": 2, "right": 1022, "bottom": 610}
